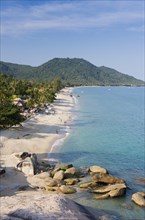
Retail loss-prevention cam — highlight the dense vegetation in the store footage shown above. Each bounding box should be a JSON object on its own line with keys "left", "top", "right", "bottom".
{"left": 0, "top": 58, "right": 144, "bottom": 86}
{"left": 0, "top": 74, "right": 62, "bottom": 128}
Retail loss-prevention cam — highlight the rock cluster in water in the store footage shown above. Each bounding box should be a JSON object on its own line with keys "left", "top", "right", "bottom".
{"left": 1, "top": 151, "right": 145, "bottom": 207}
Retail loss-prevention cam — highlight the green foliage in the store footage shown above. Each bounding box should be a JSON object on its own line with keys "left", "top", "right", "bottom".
{"left": 0, "top": 74, "right": 61, "bottom": 128}
{"left": 0, "top": 102, "right": 24, "bottom": 128}
{"left": 0, "top": 74, "right": 24, "bottom": 128}
{"left": 0, "top": 58, "right": 144, "bottom": 86}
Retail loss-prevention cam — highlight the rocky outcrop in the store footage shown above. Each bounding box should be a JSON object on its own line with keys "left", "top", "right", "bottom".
{"left": 132, "top": 192, "right": 145, "bottom": 207}
{"left": 13, "top": 152, "right": 31, "bottom": 160}
{"left": 5, "top": 154, "right": 128, "bottom": 198}
{"left": 17, "top": 157, "right": 35, "bottom": 176}
{"left": 79, "top": 181, "right": 98, "bottom": 188}
{"left": 89, "top": 165, "right": 108, "bottom": 174}
{"left": 92, "top": 173, "right": 125, "bottom": 184}
{"left": 90, "top": 183, "right": 127, "bottom": 199}
{"left": 64, "top": 178, "right": 79, "bottom": 185}
{"left": 59, "top": 185, "right": 77, "bottom": 194}
{"left": 27, "top": 173, "right": 53, "bottom": 189}
{"left": 13, "top": 152, "right": 39, "bottom": 176}
{"left": 53, "top": 170, "right": 64, "bottom": 180}
{"left": 0, "top": 194, "right": 96, "bottom": 220}
{"left": 64, "top": 167, "right": 84, "bottom": 178}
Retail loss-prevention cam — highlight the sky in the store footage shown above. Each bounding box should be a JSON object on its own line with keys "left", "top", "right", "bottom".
{"left": 0, "top": 0, "right": 144, "bottom": 80}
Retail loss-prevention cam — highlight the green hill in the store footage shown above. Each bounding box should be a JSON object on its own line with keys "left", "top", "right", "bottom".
{"left": 0, "top": 58, "right": 144, "bottom": 86}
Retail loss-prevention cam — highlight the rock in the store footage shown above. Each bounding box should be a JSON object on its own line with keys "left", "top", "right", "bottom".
{"left": 89, "top": 165, "right": 108, "bottom": 174}
{"left": 14, "top": 152, "right": 39, "bottom": 176}
{"left": 53, "top": 170, "right": 64, "bottom": 180}
{"left": 80, "top": 181, "right": 98, "bottom": 188}
{"left": 0, "top": 168, "right": 5, "bottom": 175}
{"left": 65, "top": 167, "right": 76, "bottom": 175}
{"left": 46, "top": 179, "right": 58, "bottom": 187}
{"left": 45, "top": 187, "right": 56, "bottom": 192}
{"left": 64, "top": 178, "right": 79, "bottom": 185}
{"left": 65, "top": 167, "right": 84, "bottom": 178}
{"left": 132, "top": 192, "right": 145, "bottom": 207}
{"left": 91, "top": 183, "right": 126, "bottom": 193}
{"left": 109, "top": 187, "right": 126, "bottom": 197}
{"left": 27, "top": 174, "right": 53, "bottom": 189}
{"left": 56, "top": 179, "right": 66, "bottom": 187}
{"left": 17, "top": 157, "right": 35, "bottom": 176}
{"left": 0, "top": 194, "right": 95, "bottom": 220}
{"left": 92, "top": 183, "right": 126, "bottom": 199}
{"left": 59, "top": 185, "right": 77, "bottom": 194}
{"left": 99, "top": 214, "right": 118, "bottom": 220}
{"left": 46, "top": 179, "right": 65, "bottom": 187}
{"left": 59, "top": 164, "right": 73, "bottom": 171}
{"left": 21, "top": 152, "right": 31, "bottom": 160}
{"left": 35, "top": 171, "right": 52, "bottom": 179}
{"left": 95, "top": 193, "right": 110, "bottom": 199}
{"left": 13, "top": 152, "right": 31, "bottom": 160}
{"left": 92, "top": 173, "right": 125, "bottom": 184}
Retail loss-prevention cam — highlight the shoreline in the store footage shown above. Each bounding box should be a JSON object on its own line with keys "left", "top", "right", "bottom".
{"left": 0, "top": 87, "right": 75, "bottom": 195}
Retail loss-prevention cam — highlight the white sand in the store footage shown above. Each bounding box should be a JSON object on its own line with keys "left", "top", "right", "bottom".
{"left": 0, "top": 88, "right": 74, "bottom": 196}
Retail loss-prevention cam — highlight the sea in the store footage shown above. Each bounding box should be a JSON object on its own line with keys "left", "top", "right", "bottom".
{"left": 50, "top": 86, "right": 145, "bottom": 220}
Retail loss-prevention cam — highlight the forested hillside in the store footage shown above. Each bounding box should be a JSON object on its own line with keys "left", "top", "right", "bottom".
{"left": 0, "top": 58, "right": 144, "bottom": 86}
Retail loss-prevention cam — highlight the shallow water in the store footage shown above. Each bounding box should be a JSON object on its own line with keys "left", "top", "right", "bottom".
{"left": 50, "top": 86, "right": 145, "bottom": 220}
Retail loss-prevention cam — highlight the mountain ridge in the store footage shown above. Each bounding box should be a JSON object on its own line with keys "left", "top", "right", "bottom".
{"left": 0, "top": 58, "right": 144, "bottom": 86}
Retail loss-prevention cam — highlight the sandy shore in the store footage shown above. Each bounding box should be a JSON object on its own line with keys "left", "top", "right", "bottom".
{"left": 0, "top": 87, "right": 75, "bottom": 196}
{"left": 0, "top": 88, "right": 98, "bottom": 219}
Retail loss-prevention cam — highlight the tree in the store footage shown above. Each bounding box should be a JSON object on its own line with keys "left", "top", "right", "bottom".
{"left": 0, "top": 74, "right": 24, "bottom": 128}
{"left": 0, "top": 103, "right": 24, "bottom": 128}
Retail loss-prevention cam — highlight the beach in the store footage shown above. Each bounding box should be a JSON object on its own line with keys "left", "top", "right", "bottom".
{"left": 0, "top": 87, "right": 75, "bottom": 196}
{"left": 0, "top": 87, "right": 97, "bottom": 219}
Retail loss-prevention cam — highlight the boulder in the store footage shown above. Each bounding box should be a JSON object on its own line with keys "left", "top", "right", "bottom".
{"left": 109, "top": 187, "right": 126, "bottom": 198}
{"left": 59, "top": 164, "right": 73, "bottom": 171}
{"left": 132, "top": 192, "right": 145, "bottom": 207}
{"left": 46, "top": 179, "right": 65, "bottom": 187}
{"left": 65, "top": 167, "right": 84, "bottom": 178}
{"left": 91, "top": 183, "right": 126, "bottom": 193}
{"left": 89, "top": 165, "right": 108, "bottom": 174}
{"left": 14, "top": 152, "right": 39, "bottom": 176}
{"left": 13, "top": 152, "right": 31, "bottom": 160}
{"left": 35, "top": 171, "right": 52, "bottom": 179}
{"left": 0, "top": 194, "right": 96, "bottom": 220}
{"left": 92, "top": 173, "right": 125, "bottom": 184}
{"left": 95, "top": 193, "right": 110, "bottom": 199}
{"left": 21, "top": 159, "right": 34, "bottom": 176}
{"left": 0, "top": 168, "right": 5, "bottom": 175}
{"left": 59, "top": 185, "right": 76, "bottom": 194}
{"left": 91, "top": 183, "right": 126, "bottom": 199}
{"left": 79, "top": 181, "right": 98, "bottom": 188}
{"left": 27, "top": 173, "right": 53, "bottom": 189}
{"left": 17, "top": 157, "right": 35, "bottom": 176}
{"left": 65, "top": 167, "right": 76, "bottom": 175}
{"left": 64, "top": 178, "right": 79, "bottom": 185}
{"left": 53, "top": 170, "right": 64, "bottom": 180}
{"left": 45, "top": 179, "right": 58, "bottom": 187}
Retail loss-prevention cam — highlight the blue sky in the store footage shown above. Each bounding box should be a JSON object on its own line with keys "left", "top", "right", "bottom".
{"left": 1, "top": 0, "right": 144, "bottom": 80}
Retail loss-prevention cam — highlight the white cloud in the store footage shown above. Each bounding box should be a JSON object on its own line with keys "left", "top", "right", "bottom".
{"left": 127, "top": 25, "right": 144, "bottom": 32}
{"left": 1, "top": 1, "right": 144, "bottom": 36}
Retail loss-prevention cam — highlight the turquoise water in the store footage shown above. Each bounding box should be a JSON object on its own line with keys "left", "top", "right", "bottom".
{"left": 51, "top": 87, "right": 145, "bottom": 220}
